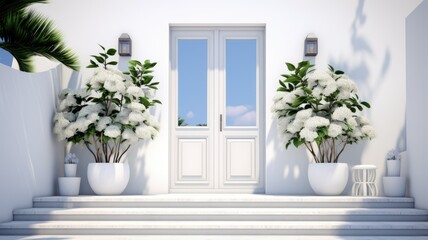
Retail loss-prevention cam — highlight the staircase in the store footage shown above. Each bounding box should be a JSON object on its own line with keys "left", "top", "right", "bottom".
{"left": 1, "top": 194, "right": 428, "bottom": 238}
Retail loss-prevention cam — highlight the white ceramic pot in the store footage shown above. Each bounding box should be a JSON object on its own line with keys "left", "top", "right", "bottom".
{"left": 308, "top": 163, "right": 349, "bottom": 195}
{"left": 383, "top": 176, "right": 406, "bottom": 197}
{"left": 58, "top": 177, "right": 80, "bottom": 196}
{"left": 386, "top": 160, "right": 401, "bottom": 176}
{"left": 64, "top": 164, "right": 77, "bottom": 177}
{"left": 87, "top": 163, "right": 130, "bottom": 195}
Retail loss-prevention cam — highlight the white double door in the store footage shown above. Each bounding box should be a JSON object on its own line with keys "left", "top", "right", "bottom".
{"left": 170, "top": 27, "right": 265, "bottom": 193}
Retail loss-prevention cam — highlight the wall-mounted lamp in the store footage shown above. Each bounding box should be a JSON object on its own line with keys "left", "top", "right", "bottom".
{"left": 304, "top": 33, "right": 318, "bottom": 56}
{"left": 118, "top": 33, "right": 132, "bottom": 56}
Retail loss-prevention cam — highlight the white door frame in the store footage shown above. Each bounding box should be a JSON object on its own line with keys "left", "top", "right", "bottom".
{"left": 169, "top": 26, "right": 265, "bottom": 193}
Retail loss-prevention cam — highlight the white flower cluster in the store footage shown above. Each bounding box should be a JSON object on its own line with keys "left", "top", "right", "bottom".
{"left": 272, "top": 67, "right": 375, "bottom": 146}
{"left": 54, "top": 68, "right": 160, "bottom": 147}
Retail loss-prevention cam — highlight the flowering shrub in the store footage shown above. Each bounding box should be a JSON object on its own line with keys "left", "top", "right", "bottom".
{"left": 386, "top": 149, "right": 401, "bottom": 160}
{"left": 272, "top": 61, "right": 375, "bottom": 163}
{"left": 65, "top": 153, "right": 79, "bottom": 164}
{"left": 54, "top": 45, "right": 161, "bottom": 163}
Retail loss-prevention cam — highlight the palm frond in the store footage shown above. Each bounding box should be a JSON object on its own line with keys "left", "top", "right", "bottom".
{"left": 0, "top": 0, "right": 47, "bottom": 20}
{"left": 0, "top": 9, "right": 79, "bottom": 72}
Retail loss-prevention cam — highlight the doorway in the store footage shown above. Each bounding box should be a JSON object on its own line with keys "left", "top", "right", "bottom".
{"left": 169, "top": 26, "right": 265, "bottom": 193}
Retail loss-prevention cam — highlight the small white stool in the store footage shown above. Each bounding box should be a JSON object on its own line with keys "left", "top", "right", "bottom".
{"left": 352, "top": 165, "right": 377, "bottom": 196}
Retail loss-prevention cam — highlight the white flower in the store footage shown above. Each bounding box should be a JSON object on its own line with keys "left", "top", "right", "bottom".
{"left": 104, "top": 78, "right": 126, "bottom": 93}
{"left": 287, "top": 120, "right": 304, "bottom": 134}
{"left": 78, "top": 104, "right": 103, "bottom": 118}
{"left": 307, "top": 69, "right": 334, "bottom": 87}
{"left": 276, "top": 116, "right": 292, "bottom": 133}
{"left": 87, "top": 112, "right": 100, "bottom": 123}
{"left": 312, "top": 86, "right": 323, "bottom": 98}
{"left": 295, "top": 109, "right": 313, "bottom": 121}
{"left": 135, "top": 126, "right": 151, "bottom": 139}
{"left": 347, "top": 117, "right": 358, "bottom": 128}
{"left": 54, "top": 113, "right": 70, "bottom": 128}
{"left": 126, "top": 86, "right": 145, "bottom": 98}
{"left": 96, "top": 117, "right": 112, "bottom": 132}
{"left": 280, "top": 132, "right": 293, "bottom": 144}
{"left": 59, "top": 89, "right": 73, "bottom": 100}
{"left": 304, "top": 116, "right": 330, "bottom": 130}
{"left": 75, "top": 117, "right": 92, "bottom": 132}
{"left": 122, "top": 128, "right": 138, "bottom": 144}
{"left": 337, "top": 76, "right": 358, "bottom": 92}
{"left": 129, "top": 111, "right": 145, "bottom": 122}
{"left": 323, "top": 81, "right": 337, "bottom": 96}
{"left": 300, "top": 128, "right": 318, "bottom": 142}
{"left": 332, "top": 107, "right": 353, "bottom": 121}
{"left": 350, "top": 128, "right": 363, "bottom": 138}
{"left": 104, "top": 125, "right": 121, "bottom": 138}
{"left": 358, "top": 116, "right": 370, "bottom": 126}
{"left": 128, "top": 102, "right": 146, "bottom": 112}
{"left": 64, "top": 123, "right": 77, "bottom": 138}
{"left": 146, "top": 115, "right": 160, "bottom": 129}
{"left": 328, "top": 123, "right": 343, "bottom": 137}
{"left": 116, "top": 108, "right": 132, "bottom": 125}
{"left": 361, "top": 125, "right": 376, "bottom": 139}
{"left": 337, "top": 90, "right": 351, "bottom": 100}
{"left": 272, "top": 92, "right": 288, "bottom": 103}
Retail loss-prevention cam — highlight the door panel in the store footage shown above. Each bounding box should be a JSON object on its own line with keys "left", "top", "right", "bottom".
{"left": 170, "top": 28, "right": 264, "bottom": 193}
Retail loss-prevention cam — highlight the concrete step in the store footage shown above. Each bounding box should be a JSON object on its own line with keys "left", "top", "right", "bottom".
{"left": 1, "top": 235, "right": 428, "bottom": 240}
{"left": 1, "top": 221, "right": 428, "bottom": 236}
{"left": 32, "top": 195, "right": 415, "bottom": 208}
{"left": 13, "top": 208, "right": 428, "bottom": 221}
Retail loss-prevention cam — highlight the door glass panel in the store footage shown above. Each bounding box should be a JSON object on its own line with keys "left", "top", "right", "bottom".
{"left": 225, "top": 39, "right": 257, "bottom": 126}
{"left": 178, "top": 39, "right": 208, "bottom": 127}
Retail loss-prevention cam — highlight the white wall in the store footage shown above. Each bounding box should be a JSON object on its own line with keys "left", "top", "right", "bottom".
{"left": 31, "top": 0, "right": 421, "bottom": 195}
{"left": 406, "top": 0, "right": 428, "bottom": 210}
{"left": 0, "top": 64, "right": 63, "bottom": 223}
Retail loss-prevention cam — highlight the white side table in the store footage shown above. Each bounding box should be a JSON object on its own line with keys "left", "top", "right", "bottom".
{"left": 352, "top": 165, "right": 377, "bottom": 196}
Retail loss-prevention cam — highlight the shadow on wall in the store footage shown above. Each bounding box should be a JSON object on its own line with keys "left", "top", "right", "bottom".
{"left": 267, "top": 0, "right": 392, "bottom": 195}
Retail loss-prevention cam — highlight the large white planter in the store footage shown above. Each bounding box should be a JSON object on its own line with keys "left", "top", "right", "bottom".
{"left": 386, "top": 159, "right": 401, "bottom": 176}
{"left": 87, "top": 163, "right": 130, "bottom": 195}
{"left": 64, "top": 164, "right": 77, "bottom": 177}
{"left": 58, "top": 177, "right": 80, "bottom": 196}
{"left": 308, "top": 163, "right": 349, "bottom": 195}
{"left": 383, "top": 176, "right": 406, "bottom": 197}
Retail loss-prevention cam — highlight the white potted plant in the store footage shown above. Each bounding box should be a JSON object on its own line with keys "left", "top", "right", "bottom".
{"left": 272, "top": 61, "right": 375, "bottom": 195}
{"left": 383, "top": 149, "right": 406, "bottom": 197}
{"left": 54, "top": 45, "right": 161, "bottom": 195}
{"left": 64, "top": 153, "right": 79, "bottom": 177}
{"left": 385, "top": 149, "right": 401, "bottom": 176}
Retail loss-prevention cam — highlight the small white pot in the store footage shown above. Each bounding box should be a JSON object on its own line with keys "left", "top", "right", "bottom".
{"left": 87, "top": 163, "right": 130, "bottom": 195}
{"left": 386, "top": 160, "right": 401, "bottom": 176}
{"left": 64, "top": 164, "right": 77, "bottom": 177}
{"left": 58, "top": 177, "right": 80, "bottom": 196}
{"left": 308, "top": 163, "right": 349, "bottom": 195}
{"left": 383, "top": 176, "right": 406, "bottom": 197}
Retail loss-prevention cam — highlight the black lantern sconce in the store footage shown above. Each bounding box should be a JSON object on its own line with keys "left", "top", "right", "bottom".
{"left": 304, "top": 33, "right": 318, "bottom": 56}
{"left": 118, "top": 33, "right": 132, "bottom": 56}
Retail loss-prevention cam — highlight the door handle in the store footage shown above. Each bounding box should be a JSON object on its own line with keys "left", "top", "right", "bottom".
{"left": 220, "top": 114, "right": 223, "bottom": 132}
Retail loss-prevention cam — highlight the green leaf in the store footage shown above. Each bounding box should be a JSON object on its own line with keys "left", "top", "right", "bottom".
{"left": 335, "top": 70, "right": 344, "bottom": 75}
{"left": 303, "top": 87, "right": 312, "bottom": 94}
{"left": 98, "top": 44, "right": 105, "bottom": 50}
{"left": 107, "top": 48, "right": 117, "bottom": 56}
{"left": 152, "top": 99, "right": 162, "bottom": 104}
{"left": 277, "top": 87, "right": 287, "bottom": 92}
{"left": 286, "top": 62, "right": 296, "bottom": 71}
{"left": 107, "top": 61, "right": 118, "bottom": 65}
{"left": 279, "top": 80, "right": 287, "bottom": 88}
{"left": 361, "top": 101, "right": 371, "bottom": 108}
{"left": 328, "top": 64, "right": 334, "bottom": 72}
{"left": 86, "top": 64, "right": 98, "bottom": 68}
{"left": 291, "top": 96, "right": 306, "bottom": 108}
{"left": 140, "top": 97, "right": 151, "bottom": 108}
{"left": 94, "top": 56, "right": 104, "bottom": 64}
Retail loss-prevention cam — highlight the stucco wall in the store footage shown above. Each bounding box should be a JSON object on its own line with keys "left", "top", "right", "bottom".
{"left": 406, "top": 0, "right": 428, "bottom": 210}
{"left": 0, "top": 64, "right": 63, "bottom": 223}
{"left": 30, "top": 0, "right": 421, "bottom": 195}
